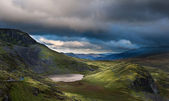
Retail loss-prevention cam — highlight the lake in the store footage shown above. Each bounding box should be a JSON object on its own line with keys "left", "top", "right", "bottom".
{"left": 48, "top": 74, "right": 84, "bottom": 82}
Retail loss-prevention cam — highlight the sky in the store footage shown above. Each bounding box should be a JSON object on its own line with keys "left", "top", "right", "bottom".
{"left": 0, "top": 0, "right": 169, "bottom": 54}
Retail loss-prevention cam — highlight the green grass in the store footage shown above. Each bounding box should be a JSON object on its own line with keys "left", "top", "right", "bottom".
{"left": 10, "top": 82, "right": 68, "bottom": 101}
{"left": 57, "top": 81, "right": 144, "bottom": 101}
{"left": 144, "top": 66, "right": 169, "bottom": 98}
{"left": 38, "top": 44, "right": 93, "bottom": 75}
{"left": 0, "top": 31, "right": 169, "bottom": 101}
{"left": 84, "top": 62, "right": 146, "bottom": 88}
{"left": 0, "top": 68, "right": 71, "bottom": 101}
{"left": 55, "top": 61, "right": 150, "bottom": 101}
{"left": 55, "top": 60, "right": 169, "bottom": 101}
{"left": 10, "top": 82, "right": 43, "bottom": 101}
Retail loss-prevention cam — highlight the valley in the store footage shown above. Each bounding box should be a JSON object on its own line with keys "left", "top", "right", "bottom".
{"left": 0, "top": 0, "right": 168, "bottom": 101}
{"left": 0, "top": 29, "right": 168, "bottom": 101}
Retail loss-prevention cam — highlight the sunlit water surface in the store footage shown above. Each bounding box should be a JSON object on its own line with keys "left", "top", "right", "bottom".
{"left": 48, "top": 74, "right": 84, "bottom": 82}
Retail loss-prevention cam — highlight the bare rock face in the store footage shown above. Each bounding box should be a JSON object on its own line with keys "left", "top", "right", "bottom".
{"left": 128, "top": 65, "right": 159, "bottom": 94}
{"left": 0, "top": 28, "right": 37, "bottom": 46}
{"left": 131, "top": 74, "right": 159, "bottom": 94}
{"left": 2, "top": 95, "right": 11, "bottom": 101}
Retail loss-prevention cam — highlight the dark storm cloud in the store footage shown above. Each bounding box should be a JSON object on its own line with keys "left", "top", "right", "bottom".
{"left": 0, "top": 0, "right": 169, "bottom": 53}
{"left": 103, "top": 0, "right": 169, "bottom": 22}
{"left": 1, "top": 0, "right": 169, "bottom": 31}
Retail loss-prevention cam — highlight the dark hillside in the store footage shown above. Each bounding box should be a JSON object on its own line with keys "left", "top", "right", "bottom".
{"left": 0, "top": 28, "right": 93, "bottom": 75}
{"left": 0, "top": 28, "right": 37, "bottom": 46}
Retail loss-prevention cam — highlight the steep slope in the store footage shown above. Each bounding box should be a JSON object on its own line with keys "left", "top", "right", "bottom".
{"left": 0, "top": 28, "right": 93, "bottom": 75}
{"left": 0, "top": 67, "right": 74, "bottom": 101}
{"left": 0, "top": 28, "right": 36, "bottom": 46}
{"left": 0, "top": 28, "right": 95, "bottom": 101}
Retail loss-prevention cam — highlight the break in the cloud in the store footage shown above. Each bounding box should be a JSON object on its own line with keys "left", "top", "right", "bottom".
{"left": 0, "top": 0, "right": 169, "bottom": 53}
{"left": 109, "top": 40, "right": 138, "bottom": 50}
{"left": 31, "top": 35, "right": 138, "bottom": 54}
{"left": 32, "top": 36, "right": 108, "bottom": 54}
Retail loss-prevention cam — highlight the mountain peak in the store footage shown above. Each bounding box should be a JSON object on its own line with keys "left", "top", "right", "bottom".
{"left": 0, "top": 28, "right": 37, "bottom": 46}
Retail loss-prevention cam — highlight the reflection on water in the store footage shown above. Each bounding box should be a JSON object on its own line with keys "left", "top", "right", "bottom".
{"left": 49, "top": 74, "right": 84, "bottom": 82}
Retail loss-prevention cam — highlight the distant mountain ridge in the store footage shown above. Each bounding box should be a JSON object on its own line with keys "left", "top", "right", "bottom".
{"left": 65, "top": 53, "right": 110, "bottom": 60}
{"left": 65, "top": 47, "right": 169, "bottom": 60}
{"left": 98, "top": 47, "right": 169, "bottom": 60}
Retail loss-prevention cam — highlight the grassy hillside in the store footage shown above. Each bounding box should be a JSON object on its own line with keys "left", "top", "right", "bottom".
{"left": 0, "top": 69, "right": 75, "bottom": 101}
{"left": 0, "top": 29, "right": 94, "bottom": 75}
{"left": 0, "top": 29, "right": 95, "bottom": 101}
{"left": 56, "top": 61, "right": 169, "bottom": 101}
{"left": 0, "top": 28, "right": 168, "bottom": 101}
{"left": 127, "top": 52, "right": 169, "bottom": 72}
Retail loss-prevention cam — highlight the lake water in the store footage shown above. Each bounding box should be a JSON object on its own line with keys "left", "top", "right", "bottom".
{"left": 49, "top": 74, "right": 84, "bottom": 82}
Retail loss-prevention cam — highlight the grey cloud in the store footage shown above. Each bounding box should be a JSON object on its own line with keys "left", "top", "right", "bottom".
{"left": 2, "top": 0, "right": 169, "bottom": 31}
{"left": 103, "top": 0, "right": 169, "bottom": 22}
{"left": 0, "top": 0, "right": 169, "bottom": 53}
{"left": 0, "top": 0, "right": 111, "bottom": 31}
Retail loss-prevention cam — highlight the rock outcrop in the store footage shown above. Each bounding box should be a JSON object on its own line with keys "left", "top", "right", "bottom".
{"left": 0, "top": 28, "right": 36, "bottom": 46}
{"left": 131, "top": 74, "right": 159, "bottom": 94}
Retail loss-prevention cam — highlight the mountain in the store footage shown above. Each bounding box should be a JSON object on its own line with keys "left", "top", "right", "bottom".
{"left": 126, "top": 51, "right": 169, "bottom": 72}
{"left": 0, "top": 28, "right": 168, "bottom": 101}
{"left": 97, "top": 47, "right": 169, "bottom": 60}
{"left": 0, "top": 28, "right": 37, "bottom": 46}
{"left": 0, "top": 28, "right": 93, "bottom": 75}
{"left": 65, "top": 53, "right": 109, "bottom": 60}
{"left": 60, "top": 60, "right": 169, "bottom": 101}
{"left": 64, "top": 48, "right": 169, "bottom": 101}
{"left": 0, "top": 28, "right": 97, "bottom": 101}
{"left": 65, "top": 47, "right": 169, "bottom": 61}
